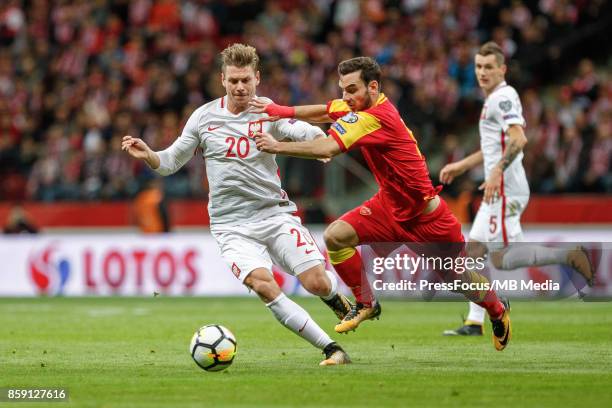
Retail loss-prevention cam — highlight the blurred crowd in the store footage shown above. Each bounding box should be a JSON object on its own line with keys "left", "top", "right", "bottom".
{"left": 523, "top": 60, "right": 611, "bottom": 193}
{"left": 0, "top": 0, "right": 610, "bottom": 205}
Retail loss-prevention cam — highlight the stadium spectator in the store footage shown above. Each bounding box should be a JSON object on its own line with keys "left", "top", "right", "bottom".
{"left": 0, "top": 0, "right": 610, "bottom": 211}
{"left": 133, "top": 177, "right": 170, "bottom": 233}
{"left": 540, "top": 124, "right": 583, "bottom": 193}
{"left": 3, "top": 204, "right": 38, "bottom": 234}
{"left": 580, "top": 110, "right": 612, "bottom": 192}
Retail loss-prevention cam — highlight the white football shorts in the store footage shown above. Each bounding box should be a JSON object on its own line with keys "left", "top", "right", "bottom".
{"left": 210, "top": 213, "right": 325, "bottom": 282}
{"left": 469, "top": 195, "right": 529, "bottom": 248}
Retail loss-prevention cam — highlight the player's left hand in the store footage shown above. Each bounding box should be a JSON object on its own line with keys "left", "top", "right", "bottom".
{"left": 479, "top": 166, "right": 502, "bottom": 204}
{"left": 253, "top": 132, "right": 280, "bottom": 153}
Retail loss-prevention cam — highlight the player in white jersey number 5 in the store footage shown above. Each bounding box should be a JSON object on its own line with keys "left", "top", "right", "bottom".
{"left": 122, "top": 43, "right": 351, "bottom": 365}
{"left": 439, "top": 42, "right": 595, "bottom": 337}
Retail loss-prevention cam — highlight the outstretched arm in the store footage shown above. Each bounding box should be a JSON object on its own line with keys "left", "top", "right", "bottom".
{"left": 122, "top": 136, "right": 161, "bottom": 169}
{"left": 294, "top": 105, "right": 332, "bottom": 123}
{"left": 123, "top": 110, "right": 202, "bottom": 175}
{"left": 249, "top": 98, "right": 332, "bottom": 123}
{"left": 254, "top": 132, "right": 341, "bottom": 159}
{"left": 122, "top": 131, "right": 199, "bottom": 176}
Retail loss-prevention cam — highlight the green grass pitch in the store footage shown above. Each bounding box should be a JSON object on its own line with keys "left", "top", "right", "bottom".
{"left": 1, "top": 297, "right": 611, "bottom": 407}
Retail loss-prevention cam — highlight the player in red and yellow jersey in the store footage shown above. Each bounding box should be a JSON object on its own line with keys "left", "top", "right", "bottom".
{"left": 250, "top": 57, "right": 511, "bottom": 351}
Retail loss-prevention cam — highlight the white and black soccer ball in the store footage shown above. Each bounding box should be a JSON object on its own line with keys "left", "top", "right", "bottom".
{"left": 189, "top": 324, "right": 237, "bottom": 372}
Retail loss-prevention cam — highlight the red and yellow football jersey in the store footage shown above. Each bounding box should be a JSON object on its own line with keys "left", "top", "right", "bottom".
{"left": 327, "top": 93, "right": 441, "bottom": 223}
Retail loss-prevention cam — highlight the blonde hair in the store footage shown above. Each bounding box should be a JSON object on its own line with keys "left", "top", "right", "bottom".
{"left": 220, "top": 43, "right": 259, "bottom": 72}
{"left": 477, "top": 41, "right": 505, "bottom": 66}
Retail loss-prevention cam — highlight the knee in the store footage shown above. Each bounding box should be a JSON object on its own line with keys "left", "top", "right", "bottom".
{"left": 489, "top": 251, "right": 504, "bottom": 269}
{"left": 323, "top": 227, "right": 342, "bottom": 250}
{"left": 466, "top": 241, "right": 488, "bottom": 259}
{"left": 302, "top": 274, "right": 331, "bottom": 296}
{"left": 324, "top": 221, "right": 353, "bottom": 251}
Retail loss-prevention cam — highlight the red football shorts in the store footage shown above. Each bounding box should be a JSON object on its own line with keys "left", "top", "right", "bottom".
{"left": 339, "top": 193, "right": 465, "bottom": 256}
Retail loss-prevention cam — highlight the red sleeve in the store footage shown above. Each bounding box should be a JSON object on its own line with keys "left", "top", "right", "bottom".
{"left": 327, "top": 127, "right": 348, "bottom": 152}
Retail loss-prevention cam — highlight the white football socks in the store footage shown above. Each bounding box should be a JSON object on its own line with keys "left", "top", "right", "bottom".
{"left": 319, "top": 270, "right": 339, "bottom": 301}
{"left": 462, "top": 246, "right": 569, "bottom": 326}
{"left": 266, "top": 293, "right": 333, "bottom": 349}
{"left": 500, "top": 246, "right": 568, "bottom": 270}
{"left": 466, "top": 302, "right": 486, "bottom": 324}
{"left": 464, "top": 246, "right": 569, "bottom": 325}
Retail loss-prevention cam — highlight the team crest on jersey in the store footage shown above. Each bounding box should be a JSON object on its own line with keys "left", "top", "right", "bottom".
{"left": 506, "top": 200, "right": 523, "bottom": 217}
{"left": 359, "top": 206, "right": 372, "bottom": 216}
{"left": 340, "top": 112, "right": 358, "bottom": 123}
{"left": 231, "top": 262, "right": 241, "bottom": 279}
{"left": 499, "top": 100, "right": 512, "bottom": 112}
{"left": 332, "top": 122, "right": 347, "bottom": 135}
{"left": 248, "top": 121, "right": 263, "bottom": 138}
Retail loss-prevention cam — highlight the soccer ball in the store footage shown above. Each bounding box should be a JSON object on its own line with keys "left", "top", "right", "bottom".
{"left": 189, "top": 324, "right": 237, "bottom": 372}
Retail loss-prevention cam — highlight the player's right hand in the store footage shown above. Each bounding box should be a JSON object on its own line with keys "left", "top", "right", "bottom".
{"left": 439, "top": 162, "right": 465, "bottom": 185}
{"left": 248, "top": 98, "right": 294, "bottom": 120}
{"left": 122, "top": 135, "right": 151, "bottom": 160}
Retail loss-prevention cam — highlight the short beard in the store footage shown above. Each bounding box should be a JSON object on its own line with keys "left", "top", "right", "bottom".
{"left": 363, "top": 94, "right": 375, "bottom": 110}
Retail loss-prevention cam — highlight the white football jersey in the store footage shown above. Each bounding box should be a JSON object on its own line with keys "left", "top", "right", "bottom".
{"left": 154, "top": 96, "right": 325, "bottom": 226}
{"left": 479, "top": 81, "right": 529, "bottom": 198}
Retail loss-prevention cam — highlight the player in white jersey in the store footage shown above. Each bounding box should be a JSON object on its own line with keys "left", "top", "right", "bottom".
{"left": 122, "top": 44, "right": 351, "bottom": 365}
{"left": 439, "top": 42, "right": 594, "bottom": 336}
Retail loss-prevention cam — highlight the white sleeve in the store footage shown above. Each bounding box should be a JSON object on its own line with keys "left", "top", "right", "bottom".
{"left": 270, "top": 119, "right": 325, "bottom": 142}
{"left": 155, "top": 110, "right": 202, "bottom": 176}
{"left": 490, "top": 91, "right": 525, "bottom": 132}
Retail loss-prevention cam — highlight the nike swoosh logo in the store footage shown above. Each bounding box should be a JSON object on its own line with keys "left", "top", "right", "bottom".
{"left": 298, "top": 319, "right": 309, "bottom": 333}
{"left": 208, "top": 125, "right": 222, "bottom": 131}
{"left": 305, "top": 249, "right": 315, "bottom": 254}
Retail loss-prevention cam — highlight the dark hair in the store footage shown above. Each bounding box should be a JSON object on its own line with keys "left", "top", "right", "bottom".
{"left": 477, "top": 42, "right": 505, "bottom": 66}
{"left": 338, "top": 57, "right": 381, "bottom": 87}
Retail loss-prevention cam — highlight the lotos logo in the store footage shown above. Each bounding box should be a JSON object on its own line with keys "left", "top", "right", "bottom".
{"left": 83, "top": 247, "right": 200, "bottom": 294}
{"left": 29, "top": 244, "right": 71, "bottom": 295}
